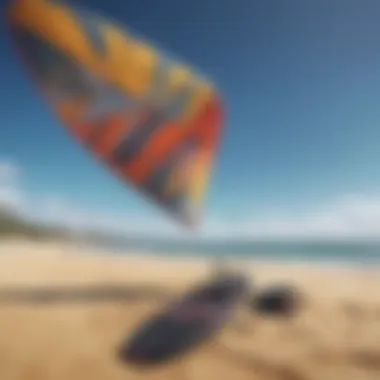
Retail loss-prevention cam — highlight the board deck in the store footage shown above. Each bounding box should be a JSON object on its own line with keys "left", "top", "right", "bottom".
{"left": 119, "top": 274, "right": 248, "bottom": 365}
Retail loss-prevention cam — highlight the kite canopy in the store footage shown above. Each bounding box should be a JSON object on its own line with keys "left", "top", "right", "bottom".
{"left": 7, "top": 0, "right": 223, "bottom": 227}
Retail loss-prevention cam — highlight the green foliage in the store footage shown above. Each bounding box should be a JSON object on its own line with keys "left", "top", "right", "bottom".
{"left": 0, "top": 207, "right": 68, "bottom": 240}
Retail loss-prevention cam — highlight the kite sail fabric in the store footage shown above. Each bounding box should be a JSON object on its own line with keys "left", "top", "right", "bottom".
{"left": 7, "top": 0, "right": 223, "bottom": 227}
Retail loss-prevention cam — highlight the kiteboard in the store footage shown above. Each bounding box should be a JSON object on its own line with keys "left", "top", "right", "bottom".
{"left": 119, "top": 273, "right": 248, "bottom": 365}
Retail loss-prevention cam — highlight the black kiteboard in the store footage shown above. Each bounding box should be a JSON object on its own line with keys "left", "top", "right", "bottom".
{"left": 251, "top": 283, "right": 302, "bottom": 317}
{"left": 119, "top": 273, "right": 248, "bottom": 365}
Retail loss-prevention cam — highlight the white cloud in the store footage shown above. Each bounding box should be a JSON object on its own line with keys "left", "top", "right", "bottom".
{"left": 0, "top": 160, "right": 25, "bottom": 210}
{"left": 1, "top": 158, "right": 380, "bottom": 241}
{"left": 200, "top": 194, "right": 380, "bottom": 241}
{"left": 31, "top": 195, "right": 178, "bottom": 237}
{"left": 0, "top": 161, "right": 18, "bottom": 184}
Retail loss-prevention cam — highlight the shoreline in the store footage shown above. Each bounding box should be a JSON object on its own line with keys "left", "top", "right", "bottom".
{"left": 72, "top": 239, "right": 380, "bottom": 270}
{"left": 0, "top": 239, "right": 378, "bottom": 300}
{"left": 1, "top": 238, "right": 380, "bottom": 271}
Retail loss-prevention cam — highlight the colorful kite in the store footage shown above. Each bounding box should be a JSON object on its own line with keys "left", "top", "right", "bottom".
{"left": 7, "top": 0, "right": 223, "bottom": 227}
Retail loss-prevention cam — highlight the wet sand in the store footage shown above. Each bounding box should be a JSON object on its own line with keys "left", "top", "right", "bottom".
{"left": 0, "top": 240, "right": 378, "bottom": 380}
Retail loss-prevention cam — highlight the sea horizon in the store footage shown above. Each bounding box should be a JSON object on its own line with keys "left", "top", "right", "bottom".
{"left": 85, "top": 237, "right": 380, "bottom": 266}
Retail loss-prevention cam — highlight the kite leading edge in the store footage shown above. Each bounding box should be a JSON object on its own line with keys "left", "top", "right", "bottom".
{"left": 7, "top": 0, "right": 223, "bottom": 228}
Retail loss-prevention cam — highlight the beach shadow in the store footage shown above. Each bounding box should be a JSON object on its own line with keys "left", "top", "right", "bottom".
{"left": 0, "top": 283, "right": 171, "bottom": 304}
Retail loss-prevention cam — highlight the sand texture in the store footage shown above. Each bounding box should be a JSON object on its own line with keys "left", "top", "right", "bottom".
{"left": 0, "top": 240, "right": 378, "bottom": 380}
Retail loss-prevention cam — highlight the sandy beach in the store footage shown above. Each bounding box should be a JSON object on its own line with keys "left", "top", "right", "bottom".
{"left": 0, "top": 240, "right": 378, "bottom": 380}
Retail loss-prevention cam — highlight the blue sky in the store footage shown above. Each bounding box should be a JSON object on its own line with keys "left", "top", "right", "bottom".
{"left": 1, "top": 0, "right": 380, "bottom": 239}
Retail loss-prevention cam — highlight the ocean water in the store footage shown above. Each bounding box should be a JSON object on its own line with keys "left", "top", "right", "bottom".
{"left": 92, "top": 238, "right": 380, "bottom": 266}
